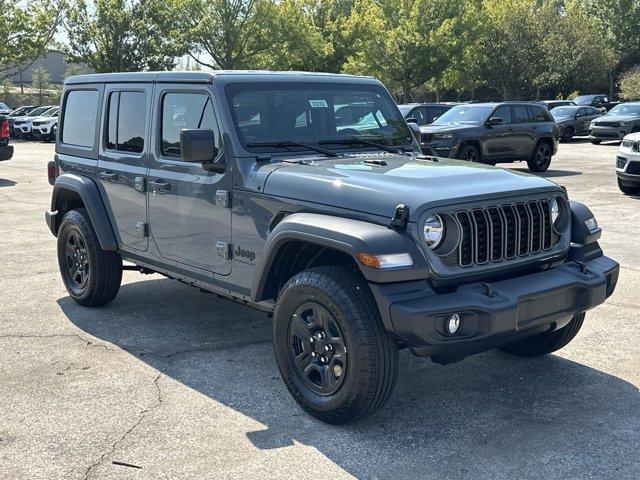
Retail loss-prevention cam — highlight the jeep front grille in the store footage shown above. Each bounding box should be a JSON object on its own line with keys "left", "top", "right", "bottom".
{"left": 453, "top": 199, "right": 555, "bottom": 268}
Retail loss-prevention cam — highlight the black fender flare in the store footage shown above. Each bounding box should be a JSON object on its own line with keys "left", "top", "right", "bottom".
{"left": 251, "top": 213, "right": 428, "bottom": 302}
{"left": 47, "top": 173, "right": 118, "bottom": 251}
{"left": 569, "top": 201, "right": 601, "bottom": 245}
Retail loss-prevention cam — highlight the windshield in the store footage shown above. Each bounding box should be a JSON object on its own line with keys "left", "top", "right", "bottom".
{"left": 40, "top": 107, "right": 58, "bottom": 117}
{"left": 550, "top": 107, "right": 575, "bottom": 119}
{"left": 607, "top": 104, "right": 640, "bottom": 116}
{"left": 573, "top": 95, "right": 595, "bottom": 105}
{"left": 432, "top": 105, "right": 493, "bottom": 125}
{"left": 26, "top": 106, "right": 50, "bottom": 117}
{"left": 226, "top": 82, "right": 413, "bottom": 153}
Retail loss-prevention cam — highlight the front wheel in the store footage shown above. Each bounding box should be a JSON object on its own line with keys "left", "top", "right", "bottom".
{"left": 500, "top": 313, "right": 584, "bottom": 357}
{"left": 527, "top": 141, "right": 552, "bottom": 172}
{"left": 618, "top": 178, "right": 640, "bottom": 195}
{"left": 57, "top": 208, "right": 123, "bottom": 306}
{"left": 590, "top": 139, "right": 602, "bottom": 145}
{"left": 273, "top": 266, "right": 398, "bottom": 424}
{"left": 457, "top": 144, "right": 481, "bottom": 163}
{"left": 561, "top": 127, "right": 574, "bottom": 143}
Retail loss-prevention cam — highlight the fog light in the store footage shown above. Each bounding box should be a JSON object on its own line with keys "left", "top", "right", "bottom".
{"left": 447, "top": 313, "right": 461, "bottom": 334}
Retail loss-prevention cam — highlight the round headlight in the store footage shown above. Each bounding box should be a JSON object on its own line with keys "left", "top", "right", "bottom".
{"left": 550, "top": 197, "right": 560, "bottom": 225}
{"left": 423, "top": 214, "right": 445, "bottom": 249}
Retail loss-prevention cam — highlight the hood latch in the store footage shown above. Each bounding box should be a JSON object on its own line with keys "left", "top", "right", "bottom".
{"left": 390, "top": 204, "right": 410, "bottom": 230}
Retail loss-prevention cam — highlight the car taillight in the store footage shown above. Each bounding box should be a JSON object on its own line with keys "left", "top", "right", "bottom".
{"left": 0, "top": 119, "right": 9, "bottom": 138}
{"left": 47, "top": 160, "right": 58, "bottom": 185}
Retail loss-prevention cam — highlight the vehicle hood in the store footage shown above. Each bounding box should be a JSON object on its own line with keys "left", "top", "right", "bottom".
{"left": 420, "top": 123, "right": 476, "bottom": 134}
{"left": 32, "top": 115, "right": 57, "bottom": 122}
{"left": 596, "top": 115, "right": 640, "bottom": 123}
{"left": 263, "top": 154, "right": 560, "bottom": 221}
{"left": 623, "top": 131, "right": 640, "bottom": 141}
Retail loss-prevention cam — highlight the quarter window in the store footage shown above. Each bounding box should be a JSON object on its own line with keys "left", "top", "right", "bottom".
{"left": 530, "top": 106, "right": 551, "bottom": 122}
{"left": 106, "top": 91, "right": 146, "bottom": 153}
{"left": 61, "top": 90, "right": 99, "bottom": 147}
{"left": 161, "top": 92, "right": 218, "bottom": 158}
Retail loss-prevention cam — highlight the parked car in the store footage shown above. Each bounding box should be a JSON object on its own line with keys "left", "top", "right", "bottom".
{"left": 397, "top": 102, "right": 457, "bottom": 126}
{"left": 616, "top": 134, "right": 640, "bottom": 194}
{"left": 46, "top": 71, "right": 618, "bottom": 424}
{"left": 0, "top": 115, "right": 14, "bottom": 160}
{"left": 573, "top": 94, "right": 618, "bottom": 112}
{"left": 0, "top": 102, "right": 12, "bottom": 115}
{"left": 31, "top": 107, "right": 60, "bottom": 142}
{"left": 550, "top": 105, "right": 602, "bottom": 142}
{"left": 589, "top": 102, "right": 640, "bottom": 144}
{"left": 419, "top": 102, "right": 559, "bottom": 172}
{"left": 12, "top": 105, "right": 55, "bottom": 138}
{"left": 7, "top": 105, "right": 39, "bottom": 136}
{"left": 538, "top": 100, "right": 575, "bottom": 110}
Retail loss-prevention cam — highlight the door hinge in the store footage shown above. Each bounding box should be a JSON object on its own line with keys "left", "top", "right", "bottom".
{"left": 134, "top": 176, "right": 146, "bottom": 192}
{"left": 216, "top": 241, "right": 231, "bottom": 260}
{"left": 216, "top": 190, "right": 231, "bottom": 208}
{"left": 136, "top": 222, "right": 148, "bottom": 238}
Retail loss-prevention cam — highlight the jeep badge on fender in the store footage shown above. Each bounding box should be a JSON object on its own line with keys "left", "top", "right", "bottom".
{"left": 46, "top": 71, "right": 619, "bottom": 424}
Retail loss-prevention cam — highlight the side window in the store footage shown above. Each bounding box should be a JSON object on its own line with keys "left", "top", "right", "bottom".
{"left": 106, "top": 91, "right": 146, "bottom": 153}
{"left": 530, "top": 106, "right": 550, "bottom": 122}
{"left": 410, "top": 108, "right": 427, "bottom": 125}
{"left": 161, "top": 92, "right": 218, "bottom": 158}
{"left": 512, "top": 105, "right": 531, "bottom": 124}
{"left": 576, "top": 108, "right": 587, "bottom": 117}
{"left": 61, "top": 90, "right": 99, "bottom": 147}
{"left": 493, "top": 106, "right": 511, "bottom": 124}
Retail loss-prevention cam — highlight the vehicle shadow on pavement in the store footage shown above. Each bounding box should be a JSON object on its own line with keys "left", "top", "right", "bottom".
{"left": 0, "top": 178, "right": 16, "bottom": 187}
{"left": 60, "top": 277, "right": 640, "bottom": 479}
{"left": 513, "top": 168, "right": 582, "bottom": 178}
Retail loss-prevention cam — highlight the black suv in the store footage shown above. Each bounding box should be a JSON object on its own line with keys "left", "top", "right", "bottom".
{"left": 420, "top": 102, "right": 560, "bottom": 172}
{"left": 46, "top": 72, "right": 618, "bottom": 423}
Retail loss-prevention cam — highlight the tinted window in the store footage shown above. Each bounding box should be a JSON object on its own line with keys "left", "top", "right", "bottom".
{"left": 106, "top": 91, "right": 146, "bottom": 153}
{"left": 531, "top": 106, "right": 552, "bottom": 122}
{"left": 410, "top": 107, "right": 427, "bottom": 125}
{"left": 424, "top": 106, "right": 450, "bottom": 124}
{"left": 512, "top": 105, "right": 531, "bottom": 123}
{"left": 432, "top": 105, "right": 493, "bottom": 125}
{"left": 62, "top": 90, "right": 99, "bottom": 147}
{"left": 161, "top": 92, "right": 217, "bottom": 158}
{"left": 492, "top": 106, "right": 511, "bottom": 124}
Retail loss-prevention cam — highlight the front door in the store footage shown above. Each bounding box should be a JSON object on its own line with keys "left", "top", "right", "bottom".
{"left": 147, "top": 85, "right": 232, "bottom": 275}
{"left": 510, "top": 105, "right": 536, "bottom": 158}
{"left": 484, "top": 105, "right": 514, "bottom": 160}
{"left": 97, "top": 84, "right": 151, "bottom": 251}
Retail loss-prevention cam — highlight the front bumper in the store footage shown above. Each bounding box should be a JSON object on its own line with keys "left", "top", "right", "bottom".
{"left": 32, "top": 127, "right": 53, "bottom": 140}
{"left": 372, "top": 255, "right": 619, "bottom": 363}
{"left": 589, "top": 126, "right": 628, "bottom": 141}
{"left": 421, "top": 140, "right": 458, "bottom": 158}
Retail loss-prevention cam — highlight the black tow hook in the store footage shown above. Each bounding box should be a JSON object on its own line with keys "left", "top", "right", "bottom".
{"left": 575, "top": 261, "right": 591, "bottom": 275}
{"left": 481, "top": 282, "right": 496, "bottom": 298}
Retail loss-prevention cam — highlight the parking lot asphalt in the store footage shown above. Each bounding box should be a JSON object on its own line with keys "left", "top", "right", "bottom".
{"left": 0, "top": 139, "right": 638, "bottom": 480}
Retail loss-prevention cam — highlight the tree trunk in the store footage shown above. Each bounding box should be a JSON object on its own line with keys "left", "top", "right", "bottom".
{"left": 402, "top": 72, "right": 411, "bottom": 103}
{"left": 609, "top": 69, "right": 615, "bottom": 99}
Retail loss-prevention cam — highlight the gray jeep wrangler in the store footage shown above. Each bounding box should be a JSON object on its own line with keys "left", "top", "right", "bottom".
{"left": 46, "top": 72, "right": 619, "bottom": 424}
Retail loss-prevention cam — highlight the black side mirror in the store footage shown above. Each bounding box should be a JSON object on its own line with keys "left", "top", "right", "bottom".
{"left": 180, "top": 129, "right": 225, "bottom": 173}
{"left": 487, "top": 116, "right": 503, "bottom": 126}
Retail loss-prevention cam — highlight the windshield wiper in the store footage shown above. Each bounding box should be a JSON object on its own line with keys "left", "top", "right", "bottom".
{"left": 246, "top": 140, "right": 339, "bottom": 157}
{"left": 319, "top": 137, "right": 406, "bottom": 155}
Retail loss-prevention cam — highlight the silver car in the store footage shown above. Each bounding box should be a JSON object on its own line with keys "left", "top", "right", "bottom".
{"left": 589, "top": 102, "right": 640, "bottom": 144}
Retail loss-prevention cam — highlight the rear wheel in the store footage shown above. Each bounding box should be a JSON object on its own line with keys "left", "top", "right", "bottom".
{"left": 500, "top": 313, "right": 584, "bottom": 357}
{"left": 457, "top": 144, "right": 481, "bottom": 163}
{"left": 618, "top": 178, "right": 640, "bottom": 195}
{"left": 273, "top": 266, "right": 398, "bottom": 424}
{"left": 57, "top": 208, "right": 122, "bottom": 306}
{"left": 527, "top": 141, "right": 552, "bottom": 172}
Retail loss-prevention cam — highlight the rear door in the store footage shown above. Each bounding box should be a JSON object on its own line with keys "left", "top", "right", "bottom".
{"left": 575, "top": 107, "right": 591, "bottom": 134}
{"left": 510, "top": 105, "right": 536, "bottom": 157}
{"left": 146, "top": 84, "right": 232, "bottom": 275}
{"left": 97, "top": 84, "right": 151, "bottom": 251}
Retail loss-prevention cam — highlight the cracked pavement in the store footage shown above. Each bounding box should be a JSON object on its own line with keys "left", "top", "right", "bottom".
{"left": 0, "top": 139, "right": 639, "bottom": 479}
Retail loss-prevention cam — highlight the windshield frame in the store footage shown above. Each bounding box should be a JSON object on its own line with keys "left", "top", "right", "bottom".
{"left": 224, "top": 81, "right": 415, "bottom": 155}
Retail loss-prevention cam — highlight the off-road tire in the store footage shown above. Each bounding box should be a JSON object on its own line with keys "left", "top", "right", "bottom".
{"left": 527, "top": 141, "right": 553, "bottom": 172}
{"left": 500, "top": 313, "right": 585, "bottom": 357}
{"left": 618, "top": 178, "right": 640, "bottom": 195}
{"left": 57, "top": 208, "right": 122, "bottom": 306}
{"left": 273, "top": 266, "right": 398, "bottom": 424}
{"left": 590, "top": 139, "right": 602, "bottom": 145}
{"left": 561, "top": 127, "right": 574, "bottom": 143}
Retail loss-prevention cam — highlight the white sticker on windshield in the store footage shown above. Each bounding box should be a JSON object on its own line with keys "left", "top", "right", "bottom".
{"left": 309, "top": 99, "right": 328, "bottom": 108}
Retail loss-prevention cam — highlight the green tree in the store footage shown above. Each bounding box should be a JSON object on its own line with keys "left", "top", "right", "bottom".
{"left": 31, "top": 67, "right": 51, "bottom": 104}
{"left": 619, "top": 66, "right": 640, "bottom": 100}
{"left": 65, "top": 0, "right": 185, "bottom": 72}
{"left": 0, "top": 0, "right": 66, "bottom": 79}
{"left": 1, "top": 79, "right": 13, "bottom": 103}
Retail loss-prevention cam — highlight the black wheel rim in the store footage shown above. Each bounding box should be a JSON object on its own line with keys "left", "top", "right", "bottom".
{"left": 535, "top": 144, "right": 551, "bottom": 168}
{"left": 287, "top": 302, "right": 347, "bottom": 396}
{"left": 462, "top": 148, "right": 478, "bottom": 162}
{"left": 65, "top": 230, "right": 89, "bottom": 289}
{"left": 563, "top": 129, "right": 573, "bottom": 142}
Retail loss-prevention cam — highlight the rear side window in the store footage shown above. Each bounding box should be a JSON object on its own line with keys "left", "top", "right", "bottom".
{"left": 106, "top": 91, "right": 146, "bottom": 153}
{"left": 161, "top": 92, "right": 218, "bottom": 158}
{"left": 512, "top": 105, "right": 531, "bottom": 124}
{"left": 530, "top": 106, "right": 552, "bottom": 122}
{"left": 62, "top": 90, "right": 99, "bottom": 147}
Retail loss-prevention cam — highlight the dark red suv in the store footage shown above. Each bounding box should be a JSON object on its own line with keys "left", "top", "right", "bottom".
{"left": 0, "top": 115, "right": 13, "bottom": 160}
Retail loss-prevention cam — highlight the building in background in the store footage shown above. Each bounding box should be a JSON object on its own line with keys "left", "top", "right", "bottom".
{"left": 8, "top": 50, "right": 91, "bottom": 86}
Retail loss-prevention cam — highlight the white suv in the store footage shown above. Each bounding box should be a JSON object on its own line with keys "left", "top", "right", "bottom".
{"left": 616, "top": 133, "right": 640, "bottom": 194}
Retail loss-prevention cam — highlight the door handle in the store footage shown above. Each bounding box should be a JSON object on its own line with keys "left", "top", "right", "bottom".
{"left": 149, "top": 179, "right": 171, "bottom": 193}
{"left": 98, "top": 171, "right": 119, "bottom": 182}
